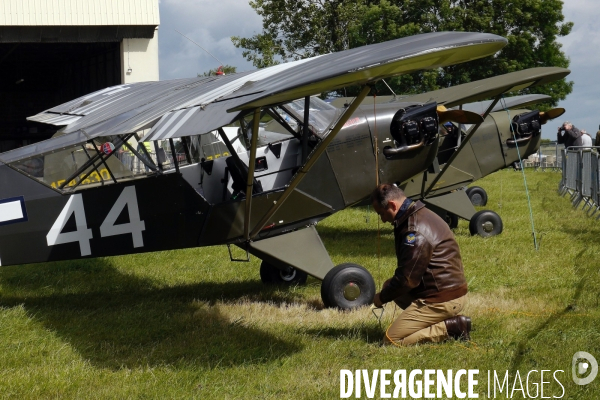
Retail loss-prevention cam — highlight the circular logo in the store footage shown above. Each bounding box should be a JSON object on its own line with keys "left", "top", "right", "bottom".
{"left": 102, "top": 142, "right": 115, "bottom": 155}
{"left": 572, "top": 351, "right": 598, "bottom": 385}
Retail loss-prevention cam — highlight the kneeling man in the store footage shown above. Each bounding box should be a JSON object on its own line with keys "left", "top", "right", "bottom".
{"left": 371, "top": 184, "right": 471, "bottom": 346}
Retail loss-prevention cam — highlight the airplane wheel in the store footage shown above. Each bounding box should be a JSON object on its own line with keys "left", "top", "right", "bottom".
{"left": 466, "top": 186, "right": 488, "bottom": 206}
{"left": 444, "top": 212, "right": 459, "bottom": 229}
{"left": 260, "top": 261, "right": 308, "bottom": 285}
{"left": 321, "top": 263, "right": 375, "bottom": 310}
{"left": 469, "top": 210, "right": 503, "bottom": 237}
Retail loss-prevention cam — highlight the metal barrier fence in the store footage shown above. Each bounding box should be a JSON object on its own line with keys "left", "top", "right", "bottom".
{"left": 559, "top": 147, "right": 600, "bottom": 216}
{"left": 519, "top": 143, "right": 562, "bottom": 170}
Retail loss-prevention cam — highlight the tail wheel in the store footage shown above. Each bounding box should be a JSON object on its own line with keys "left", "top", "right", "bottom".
{"left": 444, "top": 212, "right": 459, "bottom": 229}
{"left": 260, "top": 261, "right": 308, "bottom": 285}
{"left": 466, "top": 186, "right": 488, "bottom": 206}
{"left": 321, "top": 263, "right": 375, "bottom": 309}
{"left": 469, "top": 210, "right": 503, "bottom": 237}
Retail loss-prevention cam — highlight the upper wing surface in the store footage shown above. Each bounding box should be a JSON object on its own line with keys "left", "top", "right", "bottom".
{"left": 5, "top": 31, "right": 506, "bottom": 164}
{"left": 458, "top": 94, "right": 552, "bottom": 114}
{"left": 143, "top": 31, "right": 507, "bottom": 141}
{"left": 401, "top": 67, "right": 570, "bottom": 108}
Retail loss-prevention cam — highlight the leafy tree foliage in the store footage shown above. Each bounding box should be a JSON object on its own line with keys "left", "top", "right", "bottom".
{"left": 199, "top": 65, "right": 238, "bottom": 77}
{"left": 232, "top": 0, "right": 573, "bottom": 106}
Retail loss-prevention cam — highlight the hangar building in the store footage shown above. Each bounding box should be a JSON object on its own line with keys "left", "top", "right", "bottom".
{"left": 0, "top": 0, "right": 160, "bottom": 152}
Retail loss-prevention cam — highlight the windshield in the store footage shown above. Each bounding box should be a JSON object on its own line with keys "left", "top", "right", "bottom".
{"left": 278, "top": 96, "right": 341, "bottom": 137}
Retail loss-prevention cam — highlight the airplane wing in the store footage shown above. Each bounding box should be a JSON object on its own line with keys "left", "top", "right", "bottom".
{"left": 419, "top": 68, "right": 570, "bottom": 198}
{"left": 457, "top": 94, "right": 552, "bottom": 114}
{"left": 329, "top": 93, "right": 552, "bottom": 112}
{"left": 1, "top": 31, "right": 506, "bottom": 165}
{"left": 401, "top": 67, "right": 569, "bottom": 108}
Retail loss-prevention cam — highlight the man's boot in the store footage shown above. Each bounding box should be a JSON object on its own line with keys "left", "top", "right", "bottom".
{"left": 444, "top": 316, "right": 471, "bottom": 341}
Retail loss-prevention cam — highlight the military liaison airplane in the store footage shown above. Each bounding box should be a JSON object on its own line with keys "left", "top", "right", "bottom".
{"left": 0, "top": 32, "right": 558, "bottom": 310}
{"left": 392, "top": 68, "right": 568, "bottom": 236}
{"left": 330, "top": 68, "right": 568, "bottom": 238}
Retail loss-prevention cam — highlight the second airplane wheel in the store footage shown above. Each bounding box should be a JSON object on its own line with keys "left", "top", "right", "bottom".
{"left": 469, "top": 210, "right": 503, "bottom": 237}
{"left": 260, "top": 261, "right": 308, "bottom": 285}
{"left": 466, "top": 186, "right": 488, "bottom": 206}
{"left": 444, "top": 212, "right": 459, "bottom": 229}
{"left": 321, "top": 263, "right": 375, "bottom": 310}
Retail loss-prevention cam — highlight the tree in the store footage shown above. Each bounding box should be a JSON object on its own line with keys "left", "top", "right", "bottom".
{"left": 232, "top": 1, "right": 360, "bottom": 68}
{"left": 232, "top": 0, "right": 573, "bottom": 106}
{"left": 199, "top": 65, "right": 237, "bottom": 77}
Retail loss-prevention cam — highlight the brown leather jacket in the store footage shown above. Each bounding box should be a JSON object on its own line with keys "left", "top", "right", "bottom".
{"left": 379, "top": 201, "right": 468, "bottom": 304}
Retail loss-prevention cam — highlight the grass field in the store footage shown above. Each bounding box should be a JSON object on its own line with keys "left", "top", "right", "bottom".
{"left": 1, "top": 168, "right": 599, "bottom": 399}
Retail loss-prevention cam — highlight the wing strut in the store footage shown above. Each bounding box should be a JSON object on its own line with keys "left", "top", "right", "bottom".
{"left": 265, "top": 108, "right": 298, "bottom": 137}
{"left": 90, "top": 141, "right": 118, "bottom": 184}
{"left": 302, "top": 96, "right": 310, "bottom": 163}
{"left": 244, "top": 108, "right": 262, "bottom": 241}
{"left": 169, "top": 138, "right": 180, "bottom": 173}
{"left": 248, "top": 85, "right": 372, "bottom": 240}
{"left": 153, "top": 141, "right": 164, "bottom": 171}
{"left": 423, "top": 96, "right": 501, "bottom": 197}
{"left": 59, "top": 133, "right": 137, "bottom": 190}
{"left": 180, "top": 136, "right": 192, "bottom": 164}
{"left": 217, "top": 127, "right": 239, "bottom": 157}
{"left": 124, "top": 136, "right": 159, "bottom": 172}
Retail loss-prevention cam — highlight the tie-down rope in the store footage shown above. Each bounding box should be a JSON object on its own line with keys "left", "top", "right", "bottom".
{"left": 501, "top": 96, "right": 539, "bottom": 250}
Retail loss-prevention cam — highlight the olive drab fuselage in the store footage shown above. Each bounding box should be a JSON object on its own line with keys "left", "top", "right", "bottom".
{"left": 0, "top": 102, "right": 440, "bottom": 267}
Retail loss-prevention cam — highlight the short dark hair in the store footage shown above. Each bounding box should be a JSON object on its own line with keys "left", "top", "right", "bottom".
{"left": 371, "top": 184, "right": 406, "bottom": 207}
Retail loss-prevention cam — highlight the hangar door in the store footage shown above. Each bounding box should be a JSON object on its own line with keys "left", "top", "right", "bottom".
{"left": 0, "top": 42, "right": 121, "bottom": 152}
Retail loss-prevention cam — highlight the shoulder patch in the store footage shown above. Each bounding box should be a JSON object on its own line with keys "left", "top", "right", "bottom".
{"left": 404, "top": 233, "right": 416, "bottom": 245}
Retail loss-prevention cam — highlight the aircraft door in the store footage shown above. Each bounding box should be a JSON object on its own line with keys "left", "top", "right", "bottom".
{"left": 325, "top": 110, "right": 377, "bottom": 206}
{"left": 468, "top": 115, "right": 506, "bottom": 177}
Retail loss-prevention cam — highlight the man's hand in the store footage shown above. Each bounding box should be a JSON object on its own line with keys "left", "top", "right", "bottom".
{"left": 373, "top": 292, "right": 384, "bottom": 308}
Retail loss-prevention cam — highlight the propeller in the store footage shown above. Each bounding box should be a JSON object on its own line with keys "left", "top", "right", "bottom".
{"left": 539, "top": 107, "right": 565, "bottom": 125}
{"left": 437, "top": 105, "right": 484, "bottom": 124}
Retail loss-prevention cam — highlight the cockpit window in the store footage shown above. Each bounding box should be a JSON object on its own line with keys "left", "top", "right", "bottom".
{"left": 5, "top": 129, "right": 238, "bottom": 194}
{"left": 278, "top": 96, "right": 342, "bottom": 137}
{"left": 9, "top": 137, "right": 146, "bottom": 191}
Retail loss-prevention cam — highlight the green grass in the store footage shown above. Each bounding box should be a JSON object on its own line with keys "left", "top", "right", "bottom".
{"left": 1, "top": 169, "right": 600, "bottom": 399}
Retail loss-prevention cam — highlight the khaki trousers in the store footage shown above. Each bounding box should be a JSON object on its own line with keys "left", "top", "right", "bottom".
{"left": 383, "top": 294, "right": 467, "bottom": 346}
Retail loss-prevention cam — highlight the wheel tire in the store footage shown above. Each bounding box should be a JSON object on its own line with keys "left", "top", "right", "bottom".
{"left": 444, "top": 212, "right": 459, "bottom": 229}
{"left": 321, "top": 263, "right": 375, "bottom": 310}
{"left": 469, "top": 210, "right": 503, "bottom": 237}
{"left": 259, "top": 261, "right": 308, "bottom": 285}
{"left": 466, "top": 186, "right": 488, "bottom": 206}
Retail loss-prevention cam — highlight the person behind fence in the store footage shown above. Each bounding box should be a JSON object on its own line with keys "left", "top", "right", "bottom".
{"left": 581, "top": 129, "right": 593, "bottom": 147}
{"left": 371, "top": 184, "right": 471, "bottom": 346}
{"left": 557, "top": 121, "right": 583, "bottom": 148}
{"left": 137, "top": 141, "right": 154, "bottom": 172}
{"left": 595, "top": 125, "right": 600, "bottom": 147}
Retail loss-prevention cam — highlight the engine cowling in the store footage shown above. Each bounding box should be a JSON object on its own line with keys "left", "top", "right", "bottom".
{"left": 507, "top": 109, "right": 541, "bottom": 146}
{"left": 384, "top": 102, "right": 439, "bottom": 159}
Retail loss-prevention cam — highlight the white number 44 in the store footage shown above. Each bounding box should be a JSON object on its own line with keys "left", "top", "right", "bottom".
{"left": 46, "top": 186, "right": 145, "bottom": 256}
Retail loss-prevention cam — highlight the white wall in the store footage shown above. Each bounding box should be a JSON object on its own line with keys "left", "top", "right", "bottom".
{"left": 1, "top": 0, "right": 160, "bottom": 84}
{"left": 121, "top": 28, "right": 159, "bottom": 83}
{"left": 0, "top": 0, "right": 159, "bottom": 26}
